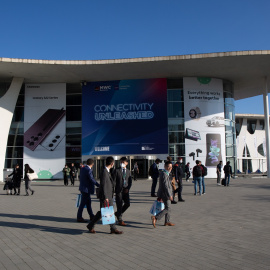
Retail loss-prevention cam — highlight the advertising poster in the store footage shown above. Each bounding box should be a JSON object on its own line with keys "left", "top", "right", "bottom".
{"left": 184, "top": 77, "right": 226, "bottom": 178}
{"left": 82, "top": 79, "right": 168, "bottom": 156}
{"left": 24, "top": 84, "right": 66, "bottom": 179}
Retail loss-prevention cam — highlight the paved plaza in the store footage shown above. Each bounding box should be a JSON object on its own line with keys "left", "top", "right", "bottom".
{"left": 0, "top": 177, "right": 270, "bottom": 270}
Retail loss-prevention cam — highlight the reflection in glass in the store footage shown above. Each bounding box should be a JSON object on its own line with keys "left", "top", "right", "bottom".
{"left": 247, "top": 119, "right": 256, "bottom": 134}
{"left": 168, "top": 102, "right": 184, "bottom": 118}
{"left": 169, "top": 132, "right": 185, "bottom": 143}
{"left": 5, "top": 147, "right": 23, "bottom": 159}
{"left": 66, "top": 106, "right": 82, "bottom": 121}
{"left": 169, "top": 144, "right": 185, "bottom": 156}
{"left": 167, "top": 90, "right": 183, "bottom": 101}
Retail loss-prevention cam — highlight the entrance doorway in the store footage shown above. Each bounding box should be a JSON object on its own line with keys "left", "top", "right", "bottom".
{"left": 131, "top": 159, "right": 149, "bottom": 179}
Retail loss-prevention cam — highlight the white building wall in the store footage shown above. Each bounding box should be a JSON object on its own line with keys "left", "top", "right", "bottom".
{"left": 0, "top": 78, "right": 24, "bottom": 181}
{"left": 237, "top": 117, "right": 267, "bottom": 173}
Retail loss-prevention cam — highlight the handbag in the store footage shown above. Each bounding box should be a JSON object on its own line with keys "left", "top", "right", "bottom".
{"left": 75, "top": 194, "right": 87, "bottom": 208}
{"left": 101, "top": 202, "right": 115, "bottom": 225}
{"left": 149, "top": 200, "right": 165, "bottom": 216}
{"left": 27, "top": 172, "right": 38, "bottom": 181}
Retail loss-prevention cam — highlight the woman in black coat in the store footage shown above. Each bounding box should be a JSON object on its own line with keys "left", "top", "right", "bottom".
{"left": 24, "top": 164, "right": 35, "bottom": 196}
{"left": 8, "top": 164, "right": 23, "bottom": 195}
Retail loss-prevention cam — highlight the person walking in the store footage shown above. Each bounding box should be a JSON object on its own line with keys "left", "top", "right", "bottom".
{"left": 115, "top": 157, "right": 132, "bottom": 226}
{"left": 77, "top": 159, "right": 100, "bottom": 223}
{"left": 8, "top": 164, "right": 22, "bottom": 195}
{"left": 192, "top": 160, "right": 203, "bottom": 195}
{"left": 173, "top": 157, "right": 185, "bottom": 202}
{"left": 216, "top": 161, "right": 222, "bottom": 186}
{"left": 133, "top": 162, "right": 139, "bottom": 181}
{"left": 223, "top": 161, "right": 233, "bottom": 186}
{"left": 70, "top": 163, "right": 77, "bottom": 186}
{"left": 24, "top": 164, "right": 35, "bottom": 196}
{"left": 87, "top": 156, "right": 123, "bottom": 234}
{"left": 185, "top": 162, "right": 191, "bottom": 182}
{"left": 151, "top": 161, "right": 175, "bottom": 228}
{"left": 149, "top": 159, "right": 161, "bottom": 197}
{"left": 62, "top": 165, "right": 70, "bottom": 186}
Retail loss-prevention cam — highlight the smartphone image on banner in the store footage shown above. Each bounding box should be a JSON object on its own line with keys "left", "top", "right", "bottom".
{"left": 205, "top": 133, "right": 222, "bottom": 167}
{"left": 24, "top": 108, "right": 66, "bottom": 151}
{"left": 41, "top": 133, "right": 65, "bottom": 151}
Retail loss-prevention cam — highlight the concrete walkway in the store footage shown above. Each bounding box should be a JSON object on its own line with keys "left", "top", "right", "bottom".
{"left": 0, "top": 177, "right": 269, "bottom": 270}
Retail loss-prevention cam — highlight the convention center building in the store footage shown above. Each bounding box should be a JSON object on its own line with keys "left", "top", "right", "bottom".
{"left": 0, "top": 50, "right": 270, "bottom": 180}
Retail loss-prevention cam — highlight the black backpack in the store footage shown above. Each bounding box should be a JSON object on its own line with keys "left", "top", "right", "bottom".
{"left": 193, "top": 165, "right": 202, "bottom": 177}
{"left": 149, "top": 164, "right": 154, "bottom": 177}
{"left": 202, "top": 165, "right": 208, "bottom": 176}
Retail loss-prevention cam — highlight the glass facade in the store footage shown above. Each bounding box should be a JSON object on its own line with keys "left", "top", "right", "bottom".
{"left": 167, "top": 79, "right": 185, "bottom": 163}
{"left": 65, "top": 84, "right": 82, "bottom": 166}
{"left": 5, "top": 78, "right": 236, "bottom": 175}
{"left": 223, "top": 81, "right": 237, "bottom": 174}
{"left": 5, "top": 84, "right": 25, "bottom": 169}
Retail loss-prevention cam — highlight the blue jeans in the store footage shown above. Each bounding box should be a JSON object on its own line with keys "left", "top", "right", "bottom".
{"left": 202, "top": 177, "right": 205, "bottom": 193}
{"left": 225, "top": 174, "right": 231, "bottom": 186}
{"left": 151, "top": 177, "right": 158, "bottom": 195}
{"left": 194, "top": 176, "right": 202, "bottom": 195}
{"left": 77, "top": 192, "right": 94, "bottom": 219}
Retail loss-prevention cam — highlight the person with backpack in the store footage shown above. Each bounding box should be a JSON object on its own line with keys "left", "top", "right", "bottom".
{"left": 149, "top": 159, "right": 161, "bottom": 197}
{"left": 200, "top": 162, "right": 207, "bottom": 195}
{"left": 173, "top": 157, "right": 185, "bottom": 202}
{"left": 192, "top": 160, "right": 203, "bottom": 195}
{"left": 223, "top": 161, "right": 233, "bottom": 186}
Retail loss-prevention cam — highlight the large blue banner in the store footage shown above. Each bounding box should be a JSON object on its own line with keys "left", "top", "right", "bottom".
{"left": 82, "top": 79, "right": 168, "bottom": 155}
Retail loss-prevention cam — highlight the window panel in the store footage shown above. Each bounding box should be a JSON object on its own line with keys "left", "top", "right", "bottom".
{"left": 66, "top": 94, "right": 82, "bottom": 106}
{"left": 169, "top": 132, "right": 185, "bottom": 143}
{"left": 66, "top": 134, "right": 81, "bottom": 146}
{"left": 168, "top": 102, "right": 184, "bottom": 118}
{"left": 9, "top": 122, "right": 24, "bottom": 135}
{"left": 7, "top": 135, "right": 24, "bottom": 146}
{"left": 167, "top": 90, "right": 183, "bottom": 101}
{"left": 5, "top": 147, "right": 23, "bottom": 159}
{"left": 66, "top": 106, "right": 82, "bottom": 121}
{"left": 169, "top": 144, "right": 185, "bottom": 156}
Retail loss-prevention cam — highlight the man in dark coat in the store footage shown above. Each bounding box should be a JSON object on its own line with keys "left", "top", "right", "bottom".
{"left": 173, "top": 157, "right": 185, "bottom": 202}
{"left": 70, "top": 163, "right": 77, "bottom": 186}
{"left": 150, "top": 159, "right": 161, "bottom": 197}
{"left": 87, "top": 156, "right": 123, "bottom": 234}
{"left": 8, "top": 164, "right": 22, "bottom": 195}
{"left": 115, "top": 157, "right": 132, "bottom": 226}
{"left": 223, "top": 161, "right": 233, "bottom": 186}
{"left": 77, "top": 159, "right": 100, "bottom": 222}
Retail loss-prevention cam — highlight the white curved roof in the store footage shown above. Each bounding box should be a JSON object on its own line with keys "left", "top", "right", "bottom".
{"left": 1, "top": 50, "right": 270, "bottom": 100}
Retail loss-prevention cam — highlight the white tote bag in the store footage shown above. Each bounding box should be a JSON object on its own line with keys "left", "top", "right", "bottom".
{"left": 27, "top": 172, "right": 38, "bottom": 181}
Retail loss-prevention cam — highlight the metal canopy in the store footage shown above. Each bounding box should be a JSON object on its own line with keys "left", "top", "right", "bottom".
{"left": 0, "top": 50, "right": 270, "bottom": 100}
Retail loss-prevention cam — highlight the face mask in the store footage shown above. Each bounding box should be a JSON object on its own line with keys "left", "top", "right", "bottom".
{"left": 120, "top": 163, "right": 126, "bottom": 168}
{"left": 180, "top": 160, "right": 183, "bottom": 163}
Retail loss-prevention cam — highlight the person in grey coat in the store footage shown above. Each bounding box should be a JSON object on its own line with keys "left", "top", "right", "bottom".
{"left": 151, "top": 161, "right": 175, "bottom": 228}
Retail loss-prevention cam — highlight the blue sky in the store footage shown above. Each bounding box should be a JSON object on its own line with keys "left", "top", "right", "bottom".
{"left": 0, "top": 0, "right": 269, "bottom": 114}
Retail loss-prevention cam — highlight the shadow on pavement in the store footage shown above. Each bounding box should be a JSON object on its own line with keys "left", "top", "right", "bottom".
{"left": 0, "top": 221, "right": 84, "bottom": 235}
{"left": 0, "top": 213, "right": 76, "bottom": 223}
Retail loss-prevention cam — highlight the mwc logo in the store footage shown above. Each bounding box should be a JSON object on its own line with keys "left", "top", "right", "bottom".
{"left": 95, "top": 85, "right": 111, "bottom": 91}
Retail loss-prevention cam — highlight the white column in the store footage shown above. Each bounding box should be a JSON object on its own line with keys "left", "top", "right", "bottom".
{"left": 263, "top": 77, "right": 270, "bottom": 178}
{"left": 0, "top": 77, "right": 24, "bottom": 181}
